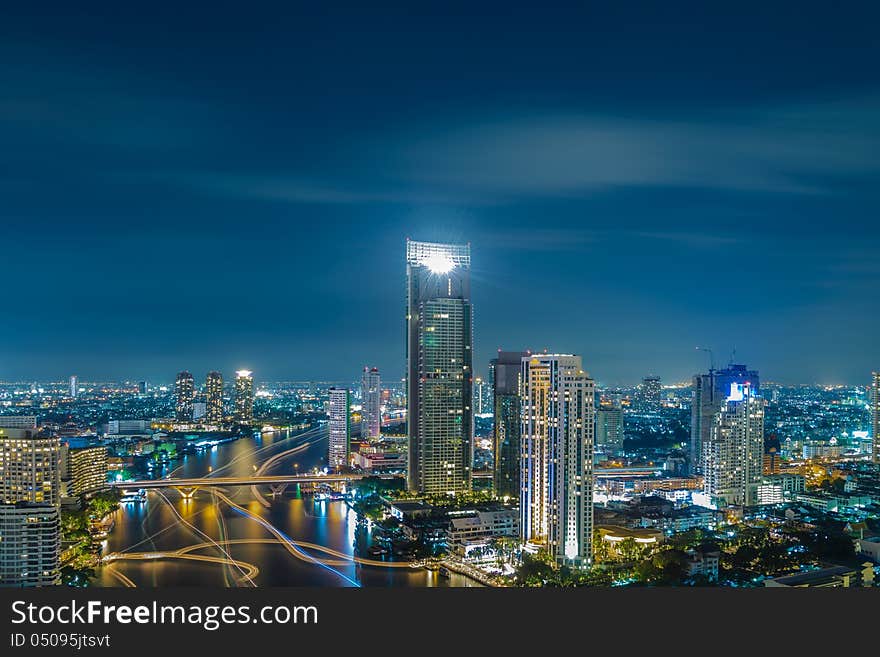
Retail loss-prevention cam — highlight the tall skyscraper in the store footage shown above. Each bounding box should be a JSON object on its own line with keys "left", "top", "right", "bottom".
{"left": 361, "top": 367, "right": 381, "bottom": 439}
{"left": 137, "top": 380, "right": 147, "bottom": 395}
{"left": 702, "top": 381, "right": 765, "bottom": 508}
{"left": 175, "top": 371, "right": 195, "bottom": 421}
{"left": 596, "top": 405, "right": 624, "bottom": 455}
{"left": 492, "top": 350, "right": 528, "bottom": 499}
{"left": 234, "top": 370, "right": 254, "bottom": 424}
{"left": 0, "top": 502, "right": 60, "bottom": 587}
{"left": 206, "top": 371, "right": 224, "bottom": 424}
{"left": 871, "top": 371, "right": 879, "bottom": 464}
{"left": 520, "top": 354, "right": 595, "bottom": 567}
{"left": 0, "top": 428, "right": 60, "bottom": 506}
{"left": 405, "top": 239, "right": 473, "bottom": 495}
{"left": 328, "top": 387, "right": 351, "bottom": 470}
{"left": 640, "top": 375, "right": 661, "bottom": 411}
{"left": 69, "top": 375, "right": 78, "bottom": 398}
{"left": 691, "top": 363, "right": 760, "bottom": 473}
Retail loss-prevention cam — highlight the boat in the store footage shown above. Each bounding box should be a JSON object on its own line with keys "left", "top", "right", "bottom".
{"left": 438, "top": 566, "right": 451, "bottom": 578}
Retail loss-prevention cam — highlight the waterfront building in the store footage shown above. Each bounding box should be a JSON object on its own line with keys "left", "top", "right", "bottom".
{"left": 405, "top": 239, "right": 473, "bottom": 495}
{"left": 0, "top": 428, "right": 60, "bottom": 506}
{"left": 206, "top": 371, "right": 224, "bottom": 424}
{"left": 361, "top": 367, "right": 381, "bottom": 439}
{"left": 0, "top": 502, "right": 60, "bottom": 588}
{"left": 60, "top": 443, "right": 108, "bottom": 498}
{"left": 492, "top": 350, "right": 528, "bottom": 498}
{"left": 234, "top": 370, "right": 254, "bottom": 424}
{"left": 175, "top": 371, "right": 195, "bottom": 421}
{"left": 328, "top": 387, "right": 351, "bottom": 470}
{"left": 520, "top": 354, "right": 595, "bottom": 567}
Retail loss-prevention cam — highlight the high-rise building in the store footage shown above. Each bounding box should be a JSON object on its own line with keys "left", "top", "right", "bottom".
{"left": 328, "top": 387, "right": 351, "bottom": 470}
{"left": 361, "top": 367, "right": 381, "bottom": 439}
{"left": 175, "top": 371, "right": 195, "bottom": 421}
{"left": 69, "top": 375, "right": 78, "bottom": 398}
{"left": 405, "top": 239, "right": 473, "bottom": 495}
{"left": 206, "top": 371, "right": 224, "bottom": 424}
{"left": 871, "top": 372, "right": 879, "bottom": 464}
{"left": 520, "top": 354, "right": 595, "bottom": 567}
{"left": 0, "top": 428, "right": 60, "bottom": 506}
{"left": 702, "top": 381, "right": 765, "bottom": 508}
{"left": 640, "top": 375, "right": 661, "bottom": 411}
{"left": 492, "top": 350, "right": 528, "bottom": 499}
{"left": 192, "top": 399, "right": 207, "bottom": 421}
{"left": 0, "top": 416, "right": 37, "bottom": 429}
{"left": 0, "top": 502, "right": 60, "bottom": 587}
{"left": 596, "top": 405, "right": 624, "bottom": 455}
{"left": 234, "top": 370, "right": 254, "bottom": 424}
{"left": 137, "top": 380, "right": 147, "bottom": 395}
{"left": 60, "top": 443, "right": 108, "bottom": 498}
{"left": 691, "top": 363, "right": 759, "bottom": 473}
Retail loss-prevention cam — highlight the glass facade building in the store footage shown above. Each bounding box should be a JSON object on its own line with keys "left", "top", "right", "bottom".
{"left": 405, "top": 239, "right": 473, "bottom": 495}
{"left": 492, "top": 350, "right": 528, "bottom": 499}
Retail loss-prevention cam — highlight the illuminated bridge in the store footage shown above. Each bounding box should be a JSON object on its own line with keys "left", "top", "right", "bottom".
{"left": 111, "top": 473, "right": 404, "bottom": 497}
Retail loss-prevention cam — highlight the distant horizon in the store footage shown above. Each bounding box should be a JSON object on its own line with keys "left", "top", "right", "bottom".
{"left": 0, "top": 372, "right": 875, "bottom": 390}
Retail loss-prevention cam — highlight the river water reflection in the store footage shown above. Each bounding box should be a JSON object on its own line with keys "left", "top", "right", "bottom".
{"left": 96, "top": 428, "right": 480, "bottom": 587}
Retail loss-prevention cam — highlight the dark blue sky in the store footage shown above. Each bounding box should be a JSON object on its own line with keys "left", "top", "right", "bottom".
{"left": 2, "top": 2, "right": 879, "bottom": 385}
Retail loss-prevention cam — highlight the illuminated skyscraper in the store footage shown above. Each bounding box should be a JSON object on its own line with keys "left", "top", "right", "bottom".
{"left": 206, "top": 371, "right": 224, "bottom": 424}
{"left": 405, "top": 239, "right": 473, "bottom": 495}
{"left": 175, "top": 371, "right": 195, "bottom": 421}
{"left": 492, "top": 350, "right": 528, "bottom": 499}
{"left": 234, "top": 370, "right": 254, "bottom": 424}
{"left": 691, "top": 364, "right": 759, "bottom": 473}
{"left": 871, "top": 371, "right": 879, "bottom": 464}
{"left": 520, "top": 354, "right": 595, "bottom": 567}
{"left": 640, "top": 375, "right": 661, "bottom": 411}
{"left": 361, "top": 367, "right": 381, "bottom": 439}
{"left": 328, "top": 387, "right": 351, "bottom": 470}
{"left": 702, "top": 381, "right": 765, "bottom": 508}
{"left": 0, "top": 428, "right": 60, "bottom": 506}
{"left": 69, "top": 375, "right": 78, "bottom": 398}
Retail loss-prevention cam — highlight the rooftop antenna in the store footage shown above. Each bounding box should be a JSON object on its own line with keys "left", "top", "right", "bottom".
{"left": 696, "top": 347, "right": 714, "bottom": 372}
{"left": 729, "top": 347, "right": 737, "bottom": 366}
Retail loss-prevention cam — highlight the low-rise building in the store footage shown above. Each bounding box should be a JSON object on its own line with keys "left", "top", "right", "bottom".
{"left": 764, "top": 564, "right": 872, "bottom": 588}
{"left": 686, "top": 545, "right": 721, "bottom": 581}
{"left": 352, "top": 449, "right": 407, "bottom": 473}
{"left": 447, "top": 508, "right": 519, "bottom": 555}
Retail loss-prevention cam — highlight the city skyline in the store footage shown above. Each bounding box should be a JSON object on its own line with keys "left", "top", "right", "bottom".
{"left": 3, "top": 5, "right": 880, "bottom": 385}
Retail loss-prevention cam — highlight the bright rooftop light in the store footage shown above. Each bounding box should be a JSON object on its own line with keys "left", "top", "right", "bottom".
{"left": 422, "top": 253, "right": 454, "bottom": 274}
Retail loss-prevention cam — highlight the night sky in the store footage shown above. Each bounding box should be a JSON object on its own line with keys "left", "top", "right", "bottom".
{"left": 2, "top": 3, "right": 879, "bottom": 385}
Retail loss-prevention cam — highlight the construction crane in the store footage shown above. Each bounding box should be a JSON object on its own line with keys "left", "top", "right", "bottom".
{"left": 696, "top": 346, "right": 715, "bottom": 372}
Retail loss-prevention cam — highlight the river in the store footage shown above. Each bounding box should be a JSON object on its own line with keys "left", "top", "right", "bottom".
{"left": 95, "top": 427, "right": 481, "bottom": 587}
